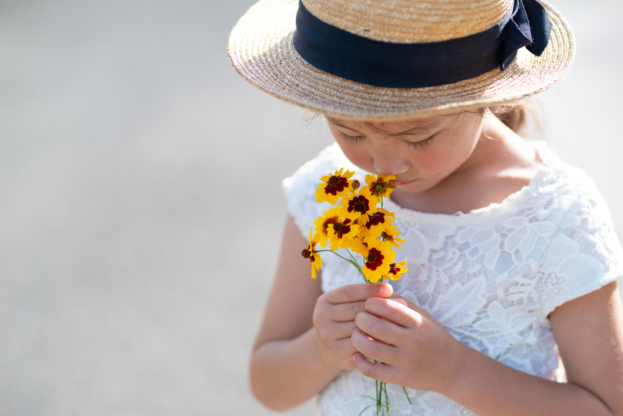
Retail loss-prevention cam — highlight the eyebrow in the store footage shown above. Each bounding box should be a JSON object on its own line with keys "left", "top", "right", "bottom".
{"left": 327, "top": 117, "right": 436, "bottom": 136}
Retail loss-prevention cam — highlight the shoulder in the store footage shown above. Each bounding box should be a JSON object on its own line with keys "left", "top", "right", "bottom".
{"left": 528, "top": 141, "right": 610, "bottom": 216}
{"left": 527, "top": 142, "right": 623, "bottom": 318}
{"left": 532, "top": 141, "right": 593, "bottom": 187}
{"left": 282, "top": 144, "right": 365, "bottom": 237}
{"left": 530, "top": 141, "right": 618, "bottom": 252}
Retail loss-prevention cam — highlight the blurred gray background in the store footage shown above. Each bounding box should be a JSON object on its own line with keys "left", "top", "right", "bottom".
{"left": 0, "top": 0, "right": 621, "bottom": 415}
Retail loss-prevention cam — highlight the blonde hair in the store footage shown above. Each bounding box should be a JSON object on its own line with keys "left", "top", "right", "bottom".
{"left": 487, "top": 100, "right": 538, "bottom": 136}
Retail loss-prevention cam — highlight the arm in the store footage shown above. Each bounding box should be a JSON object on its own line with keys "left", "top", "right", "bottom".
{"left": 249, "top": 215, "right": 393, "bottom": 411}
{"left": 351, "top": 282, "right": 623, "bottom": 416}
{"left": 249, "top": 215, "right": 330, "bottom": 411}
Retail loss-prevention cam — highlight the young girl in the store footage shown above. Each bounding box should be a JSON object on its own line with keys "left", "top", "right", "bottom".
{"left": 228, "top": 0, "right": 623, "bottom": 415}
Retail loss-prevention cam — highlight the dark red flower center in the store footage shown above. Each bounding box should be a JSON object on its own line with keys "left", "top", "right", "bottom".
{"left": 371, "top": 180, "right": 387, "bottom": 196}
{"left": 365, "top": 248, "right": 384, "bottom": 270}
{"left": 366, "top": 211, "right": 386, "bottom": 229}
{"left": 322, "top": 216, "right": 339, "bottom": 232}
{"left": 301, "top": 248, "right": 312, "bottom": 259}
{"left": 332, "top": 219, "right": 352, "bottom": 238}
{"left": 389, "top": 263, "right": 399, "bottom": 274}
{"left": 349, "top": 195, "right": 369, "bottom": 214}
{"left": 325, "top": 176, "right": 348, "bottom": 195}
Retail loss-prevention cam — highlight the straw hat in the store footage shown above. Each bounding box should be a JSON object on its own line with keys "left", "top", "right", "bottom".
{"left": 227, "top": 0, "right": 574, "bottom": 121}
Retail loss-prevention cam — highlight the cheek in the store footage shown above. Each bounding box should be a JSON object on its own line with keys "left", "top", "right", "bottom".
{"left": 414, "top": 135, "right": 475, "bottom": 175}
{"left": 409, "top": 146, "right": 455, "bottom": 175}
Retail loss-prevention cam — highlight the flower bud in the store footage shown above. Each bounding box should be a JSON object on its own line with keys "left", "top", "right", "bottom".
{"left": 388, "top": 180, "right": 397, "bottom": 189}
{"left": 351, "top": 180, "right": 360, "bottom": 190}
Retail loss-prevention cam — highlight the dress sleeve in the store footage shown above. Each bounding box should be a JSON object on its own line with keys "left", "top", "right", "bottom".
{"left": 536, "top": 172, "right": 623, "bottom": 319}
{"left": 282, "top": 144, "right": 352, "bottom": 238}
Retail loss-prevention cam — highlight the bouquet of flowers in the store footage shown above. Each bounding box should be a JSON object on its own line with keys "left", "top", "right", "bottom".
{"left": 302, "top": 168, "right": 410, "bottom": 415}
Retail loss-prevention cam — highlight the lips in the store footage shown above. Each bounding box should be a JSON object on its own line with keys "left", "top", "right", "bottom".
{"left": 396, "top": 178, "right": 418, "bottom": 186}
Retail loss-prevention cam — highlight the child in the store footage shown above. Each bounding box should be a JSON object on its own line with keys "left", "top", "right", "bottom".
{"left": 228, "top": 0, "right": 623, "bottom": 415}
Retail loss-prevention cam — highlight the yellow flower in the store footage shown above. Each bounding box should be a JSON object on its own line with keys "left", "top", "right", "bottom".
{"left": 349, "top": 235, "right": 368, "bottom": 256}
{"left": 301, "top": 229, "right": 322, "bottom": 279}
{"left": 362, "top": 239, "right": 395, "bottom": 283}
{"left": 385, "top": 261, "right": 408, "bottom": 281}
{"left": 315, "top": 168, "right": 355, "bottom": 204}
{"left": 340, "top": 187, "right": 379, "bottom": 226}
{"left": 361, "top": 208, "right": 396, "bottom": 239}
{"left": 313, "top": 208, "right": 341, "bottom": 248}
{"left": 379, "top": 227, "right": 405, "bottom": 250}
{"left": 327, "top": 217, "right": 360, "bottom": 251}
{"left": 364, "top": 174, "right": 396, "bottom": 198}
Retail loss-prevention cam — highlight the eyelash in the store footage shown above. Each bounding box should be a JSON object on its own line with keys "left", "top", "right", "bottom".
{"left": 405, "top": 136, "right": 435, "bottom": 149}
{"left": 338, "top": 131, "right": 435, "bottom": 149}
{"left": 338, "top": 131, "right": 365, "bottom": 143}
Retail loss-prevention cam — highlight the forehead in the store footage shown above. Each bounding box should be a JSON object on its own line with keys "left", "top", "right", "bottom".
{"left": 326, "top": 115, "right": 452, "bottom": 134}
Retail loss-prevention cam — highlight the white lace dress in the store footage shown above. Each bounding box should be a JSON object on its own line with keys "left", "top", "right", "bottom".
{"left": 282, "top": 142, "right": 623, "bottom": 416}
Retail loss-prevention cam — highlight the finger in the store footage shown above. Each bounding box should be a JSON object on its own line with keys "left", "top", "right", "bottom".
{"left": 389, "top": 296, "right": 407, "bottom": 307}
{"left": 351, "top": 328, "right": 396, "bottom": 364}
{"left": 318, "top": 321, "right": 358, "bottom": 343}
{"left": 351, "top": 352, "right": 398, "bottom": 383}
{"left": 389, "top": 293, "right": 407, "bottom": 305}
{"left": 330, "top": 300, "right": 367, "bottom": 322}
{"left": 326, "top": 283, "right": 393, "bottom": 305}
{"left": 365, "top": 297, "right": 422, "bottom": 328}
{"left": 333, "top": 337, "right": 358, "bottom": 356}
{"left": 388, "top": 294, "right": 428, "bottom": 316}
{"left": 355, "top": 311, "right": 404, "bottom": 345}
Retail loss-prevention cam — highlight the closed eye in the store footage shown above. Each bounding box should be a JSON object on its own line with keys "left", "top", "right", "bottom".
{"left": 338, "top": 131, "right": 365, "bottom": 143}
{"left": 405, "top": 136, "right": 434, "bottom": 149}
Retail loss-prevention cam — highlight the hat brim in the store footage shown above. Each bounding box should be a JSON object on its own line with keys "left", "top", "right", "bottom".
{"left": 227, "top": 0, "right": 575, "bottom": 121}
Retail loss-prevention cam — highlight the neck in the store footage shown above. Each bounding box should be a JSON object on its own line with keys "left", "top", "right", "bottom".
{"left": 456, "top": 114, "right": 506, "bottom": 174}
{"left": 388, "top": 114, "right": 538, "bottom": 214}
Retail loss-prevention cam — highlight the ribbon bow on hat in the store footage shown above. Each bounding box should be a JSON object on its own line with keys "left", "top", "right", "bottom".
{"left": 502, "top": 0, "right": 553, "bottom": 70}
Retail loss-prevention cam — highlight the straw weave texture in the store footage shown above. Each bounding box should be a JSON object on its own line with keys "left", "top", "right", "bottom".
{"left": 227, "top": 0, "right": 574, "bottom": 121}
{"left": 303, "top": 0, "right": 514, "bottom": 42}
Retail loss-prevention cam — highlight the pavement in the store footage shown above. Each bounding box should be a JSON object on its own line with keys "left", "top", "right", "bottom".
{"left": 0, "top": 0, "right": 621, "bottom": 415}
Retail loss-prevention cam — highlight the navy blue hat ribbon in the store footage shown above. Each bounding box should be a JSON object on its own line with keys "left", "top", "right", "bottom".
{"left": 502, "top": 0, "right": 552, "bottom": 69}
{"left": 293, "top": 0, "right": 552, "bottom": 88}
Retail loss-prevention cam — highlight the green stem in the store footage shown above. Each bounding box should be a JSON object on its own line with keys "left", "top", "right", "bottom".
{"left": 346, "top": 248, "right": 360, "bottom": 267}
{"left": 346, "top": 248, "right": 369, "bottom": 283}
{"left": 402, "top": 386, "right": 412, "bottom": 405}
{"left": 315, "top": 250, "right": 360, "bottom": 270}
{"left": 384, "top": 382, "right": 389, "bottom": 413}
{"left": 315, "top": 249, "right": 370, "bottom": 283}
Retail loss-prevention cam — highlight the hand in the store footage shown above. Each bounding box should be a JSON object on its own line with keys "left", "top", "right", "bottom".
{"left": 312, "top": 283, "right": 393, "bottom": 372}
{"left": 351, "top": 293, "right": 465, "bottom": 394}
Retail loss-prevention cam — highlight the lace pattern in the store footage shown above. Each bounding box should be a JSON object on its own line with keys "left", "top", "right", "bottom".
{"left": 282, "top": 143, "right": 623, "bottom": 416}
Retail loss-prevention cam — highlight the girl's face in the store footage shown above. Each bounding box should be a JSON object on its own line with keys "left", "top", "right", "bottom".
{"left": 326, "top": 112, "right": 485, "bottom": 194}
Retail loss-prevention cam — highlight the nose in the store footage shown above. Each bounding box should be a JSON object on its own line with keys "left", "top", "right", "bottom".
{"left": 372, "top": 153, "right": 409, "bottom": 176}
